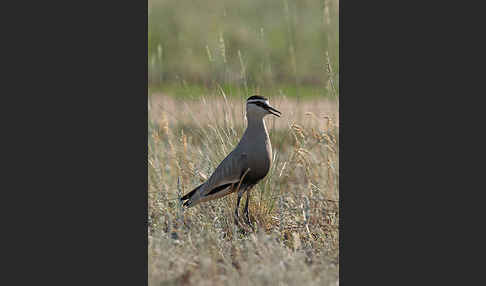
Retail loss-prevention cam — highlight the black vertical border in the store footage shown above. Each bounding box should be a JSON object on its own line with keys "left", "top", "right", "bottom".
{"left": 337, "top": 0, "right": 479, "bottom": 284}
{"left": 5, "top": 1, "right": 151, "bottom": 284}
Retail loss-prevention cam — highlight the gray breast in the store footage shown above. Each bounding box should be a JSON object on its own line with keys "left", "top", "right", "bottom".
{"left": 245, "top": 137, "right": 272, "bottom": 183}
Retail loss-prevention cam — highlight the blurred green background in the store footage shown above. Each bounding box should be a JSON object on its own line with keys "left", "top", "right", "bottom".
{"left": 148, "top": 0, "right": 339, "bottom": 98}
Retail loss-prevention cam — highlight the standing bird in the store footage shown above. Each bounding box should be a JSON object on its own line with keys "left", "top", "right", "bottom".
{"left": 180, "top": 95, "right": 281, "bottom": 226}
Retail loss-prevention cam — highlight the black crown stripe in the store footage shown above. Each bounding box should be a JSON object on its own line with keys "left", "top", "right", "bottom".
{"left": 247, "top": 95, "right": 267, "bottom": 101}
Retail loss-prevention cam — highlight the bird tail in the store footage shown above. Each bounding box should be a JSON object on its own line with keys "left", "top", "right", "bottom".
{"left": 180, "top": 183, "right": 204, "bottom": 207}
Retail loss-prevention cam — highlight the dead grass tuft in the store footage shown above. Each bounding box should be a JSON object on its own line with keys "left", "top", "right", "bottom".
{"left": 149, "top": 93, "right": 339, "bottom": 285}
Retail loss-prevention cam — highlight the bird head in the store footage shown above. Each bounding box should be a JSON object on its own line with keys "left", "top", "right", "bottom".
{"left": 246, "top": 95, "right": 281, "bottom": 119}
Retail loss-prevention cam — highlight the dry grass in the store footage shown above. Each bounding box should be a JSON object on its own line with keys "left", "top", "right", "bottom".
{"left": 149, "top": 93, "right": 339, "bottom": 130}
{"left": 148, "top": 93, "right": 339, "bottom": 286}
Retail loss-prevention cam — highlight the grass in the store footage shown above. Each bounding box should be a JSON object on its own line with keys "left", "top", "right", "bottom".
{"left": 148, "top": 0, "right": 339, "bottom": 89}
{"left": 149, "top": 83, "right": 336, "bottom": 100}
{"left": 148, "top": 92, "right": 339, "bottom": 285}
{"left": 148, "top": 0, "right": 339, "bottom": 284}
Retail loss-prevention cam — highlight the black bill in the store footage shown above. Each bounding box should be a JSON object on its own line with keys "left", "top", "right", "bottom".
{"left": 266, "top": 105, "right": 281, "bottom": 117}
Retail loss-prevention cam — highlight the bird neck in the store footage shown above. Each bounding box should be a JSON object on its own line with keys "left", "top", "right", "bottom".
{"left": 246, "top": 116, "right": 267, "bottom": 132}
{"left": 245, "top": 116, "right": 270, "bottom": 146}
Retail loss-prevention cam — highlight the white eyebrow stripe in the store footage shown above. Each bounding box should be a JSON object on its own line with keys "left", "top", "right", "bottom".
{"left": 247, "top": 99, "right": 270, "bottom": 105}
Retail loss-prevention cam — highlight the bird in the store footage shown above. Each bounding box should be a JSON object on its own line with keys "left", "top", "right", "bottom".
{"left": 180, "top": 95, "right": 281, "bottom": 226}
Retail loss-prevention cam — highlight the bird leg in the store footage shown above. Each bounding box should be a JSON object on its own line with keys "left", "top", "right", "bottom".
{"left": 243, "top": 190, "right": 251, "bottom": 226}
{"left": 234, "top": 169, "right": 251, "bottom": 230}
{"left": 234, "top": 191, "right": 243, "bottom": 226}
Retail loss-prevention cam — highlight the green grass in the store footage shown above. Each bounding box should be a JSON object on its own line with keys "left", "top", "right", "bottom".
{"left": 148, "top": 0, "right": 339, "bottom": 89}
{"left": 149, "top": 83, "right": 336, "bottom": 100}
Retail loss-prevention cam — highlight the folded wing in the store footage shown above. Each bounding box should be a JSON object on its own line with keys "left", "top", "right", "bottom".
{"left": 201, "top": 152, "right": 248, "bottom": 197}
{"left": 181, "top": 152, "right": 248, "bottom": 207}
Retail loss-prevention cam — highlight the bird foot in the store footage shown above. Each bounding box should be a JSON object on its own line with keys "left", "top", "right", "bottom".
{"left": 234, "top": 214, "right": 253, "bottom": 233}
{"left": 244, "top": 215, "right": 255, "bottom": 232}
